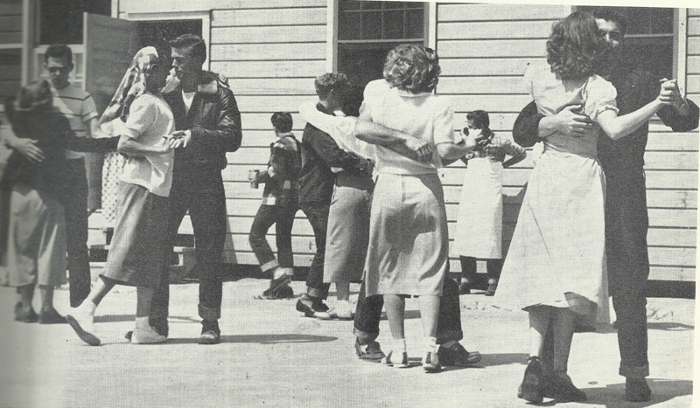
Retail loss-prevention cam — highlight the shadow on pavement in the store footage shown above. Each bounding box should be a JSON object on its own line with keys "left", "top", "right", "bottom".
{"left": 647, "top": 322, "right": 694, "bottom": 331}
{"left": 575, "top": 379, "right": 693, "bottom": 407}
{"left": 94, "top": 314, "right": 199, "bottom": 323}
{"left": 479, "top": 352, "right": 529, "bottom": 367}
{"left": 164, "top": 333, "right": 338, "bottom": 345}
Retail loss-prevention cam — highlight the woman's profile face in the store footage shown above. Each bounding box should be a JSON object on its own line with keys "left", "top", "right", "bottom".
{"left": 146, "top": 60, "right": 169, "bottom": 92}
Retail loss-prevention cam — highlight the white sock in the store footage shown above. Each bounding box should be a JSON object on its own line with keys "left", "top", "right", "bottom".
{"left": 426, "top": 336, "right": 438, "bottom": 354}
{"left": 135, "top": 316, "right": 150, "bottom": 330}
{"left": 393, "top": 338, "right": 407, "bottom": 353}
{"left": 79, "top": 300, "right": 97, "bottom": 317}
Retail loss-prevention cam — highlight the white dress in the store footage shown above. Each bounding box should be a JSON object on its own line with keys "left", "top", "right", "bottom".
{"left": 494, "top": 64, "right": 615, "bottom": 326}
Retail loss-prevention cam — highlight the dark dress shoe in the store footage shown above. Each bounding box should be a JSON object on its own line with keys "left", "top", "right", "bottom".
{"left": 546, "top": 373, "right": 587, "bottom": 402}
{"left": 199, "top": 320, "right": 221, "bottom": 344}
{"left": 625, "top": 378, "right": 651, "bottom": 402}
{"left": 39, "top": 309, "right": 67, "bottom": 324}
{"left": 355, "top": 339, "right": 385, "bottom": 361}
{"left": 15, "top": 307, "right": 39, "bottom": 323}
{"left": 437, "top": 342, "right": 482, "bottom": 367}
{"left": 519, "top": 357, "right": 544, "bottom": 403}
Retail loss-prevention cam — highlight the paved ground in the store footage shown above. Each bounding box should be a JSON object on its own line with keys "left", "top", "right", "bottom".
{"left": 0, "top": 277, "right": 695, "bottom": 408}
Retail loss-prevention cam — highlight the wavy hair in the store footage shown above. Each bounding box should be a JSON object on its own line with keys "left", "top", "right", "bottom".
{"left": 546, "top": 11, "right": 606, "bottom": 80}
{"left": 383, "top": 44, "right": 440, "bottom": 93}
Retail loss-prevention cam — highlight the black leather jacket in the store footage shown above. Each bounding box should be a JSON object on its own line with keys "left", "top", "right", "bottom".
{"left": 163, "top": 71, "right": 242, "bottom": 171}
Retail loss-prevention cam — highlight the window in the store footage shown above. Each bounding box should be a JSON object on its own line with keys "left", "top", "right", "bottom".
{"left": 337, "top": 1, "right": 426, "bottom": 88}
{"left": 579, "top": 6, "right": 675, "bottom": 79}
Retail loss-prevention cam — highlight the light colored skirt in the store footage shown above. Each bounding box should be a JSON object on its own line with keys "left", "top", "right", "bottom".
{"left": 7, "top": 183, "right": 67, "bottom": 287}
{"left": 364, "top": 172, "right": 448, "bottom": 297}
{"left": 323, "top": 175, "right": 372, "bottom": 284}
{"left": 494, "top": 150, "right": 609, "bottom": 327}
{"left": 453, "top": 157, "right": 503, "bottom": 259}
{"left": 100, "top": 182, "right": 169, "bottom": 288}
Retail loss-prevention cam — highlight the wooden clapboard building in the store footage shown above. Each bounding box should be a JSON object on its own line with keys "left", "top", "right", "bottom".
{"left": 1, "top": 1, "right": 698, "bottom": 288}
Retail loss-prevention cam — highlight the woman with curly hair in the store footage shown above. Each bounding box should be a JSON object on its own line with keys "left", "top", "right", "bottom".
{"left": 494, "top": 11, "right": 670, "bottom": 403}
{"left": 360, "top": 44, "right": 475, "bottom": 372}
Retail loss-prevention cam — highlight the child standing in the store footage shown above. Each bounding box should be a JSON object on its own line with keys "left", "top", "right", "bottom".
{"left": 453, "top": 110, "right": 526, "bottom": 296}
{"left": 249, "top": 112, "right": 301, "bottom": 299}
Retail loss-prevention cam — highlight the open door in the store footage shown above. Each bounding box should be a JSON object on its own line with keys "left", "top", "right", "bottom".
{"left": 82, "top": 13, "right": 139, "bottom": 210}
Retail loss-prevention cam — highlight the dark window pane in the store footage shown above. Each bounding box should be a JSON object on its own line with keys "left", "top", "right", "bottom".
{"left": 650, "top": 9, "right": 674, "bottom": 34}
{"left": 339, "top": 12, "right": 362, "bottom": 40}
{"left": 362, "top": 11, "right": 382, "bottom": 39}
{"left": 384, "top": 10, "right": 405, "bottom": 39}
{"left": 384, "top": 2, "right": 407, "bottom": 10}
{"left": 624, "top": 37, "right": 673, "bottom": 79}
{"left": 340, "top": 0, "right": 361, "bottom": 11}
{"left": 406, "top": 9, "right": 424, "bottom": 39}
{"left": 362, "top": 1, "right": 381, "bottom": 10}
{"left": 625, "top": 7, "right": 651, "bottom": 34}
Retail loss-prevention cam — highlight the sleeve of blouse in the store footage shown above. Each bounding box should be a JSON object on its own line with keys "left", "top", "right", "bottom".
{"left": 586, "top": 76, "right": 619, "bottom": 122}
{"left": 432, "top": 97, "right": 458, "bottom": 145}
{"left": 123, "top": 96, "right": 155, "bottom": 139}
{"left": 299, "top": 101, "right": 357, "bottom": 139}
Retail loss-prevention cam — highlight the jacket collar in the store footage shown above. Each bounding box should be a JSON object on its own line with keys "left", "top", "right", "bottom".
{"left": 167, "top": 71, "right": 228, "bottom": 95}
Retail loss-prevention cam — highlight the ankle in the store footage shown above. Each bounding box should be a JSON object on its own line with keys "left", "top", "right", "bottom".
{"left": 425, "top": 336, "right": 438, "bottom": 353}
{"left": 392, "top": 338, "right": 407, "bottom": 353}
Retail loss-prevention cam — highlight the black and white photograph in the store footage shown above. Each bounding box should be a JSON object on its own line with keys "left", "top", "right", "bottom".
{"left": 0, "top": 0, "right": 697, "bottom": 407}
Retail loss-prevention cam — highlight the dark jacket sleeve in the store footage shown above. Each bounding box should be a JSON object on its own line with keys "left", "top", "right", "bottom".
{"left": 190, "top": 86, "right": 243, "bottom": 154}
{"left": 512, "top": 101, "right": 543, "bottom": 148}
{"left": 656, "top": 99, "right": 700, "bottom": 132}
{"left": 308, "top": 127, "right": 370, "bottom": 173}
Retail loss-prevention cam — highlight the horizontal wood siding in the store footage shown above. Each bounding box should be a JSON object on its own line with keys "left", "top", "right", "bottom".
{"left": 0, "top": 0, "right": 21, "bottom": 45}
{"left": 209, "top": 1, "right": 327, "bottom": 267}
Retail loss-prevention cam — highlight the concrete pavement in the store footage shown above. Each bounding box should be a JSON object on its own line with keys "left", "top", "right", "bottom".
{"left": 0, "top": 278, "right": 695, "bottom": 408}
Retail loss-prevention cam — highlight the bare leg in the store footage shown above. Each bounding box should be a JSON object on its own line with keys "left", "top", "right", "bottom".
{"left": 528, "top": 306, "right": 551, "bottom": 358}
{"left": 336, "top": 281, "right": 350, "bottom": 301}
{"left": 136, "top": 286, "right": 155, "bottom": 318}
{"left": 384, "top": 294, "right": 405, "bottom": 340}
{"left": 86, "top": 277, "right": 115, "bottom": 308}
{"left": 418, "top": 295, "right": 440, "bottom": 338}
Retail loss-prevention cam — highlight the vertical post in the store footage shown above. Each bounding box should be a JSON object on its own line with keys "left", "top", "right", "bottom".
{"left": 21, "top": 0, "right": 36, "bottom": 85}
{"left": 326, "top": 0, "right": 337, "bottom": 73}
{"left": 675, "top": 8, "right": 688, "bottom": 93}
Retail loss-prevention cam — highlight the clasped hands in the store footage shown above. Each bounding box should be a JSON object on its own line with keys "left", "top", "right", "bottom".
{"left": 164, "top": 130, "right": 192, "bottom": 149}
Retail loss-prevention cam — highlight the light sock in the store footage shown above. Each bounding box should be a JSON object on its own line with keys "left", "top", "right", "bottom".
{"left": 426, "top": 336, "right": 438, "bottom": 354}
{"left": 393, "top": 338, "right": 407, "bottom": 353}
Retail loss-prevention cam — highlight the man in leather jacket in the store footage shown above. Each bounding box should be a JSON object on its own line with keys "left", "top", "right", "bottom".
{"left": 149, "top": 34, "right": 242, "bottom": 345}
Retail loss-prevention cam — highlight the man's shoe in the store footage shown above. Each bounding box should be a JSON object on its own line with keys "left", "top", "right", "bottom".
{"left": 625, "top": 378, "right": 651, "bottom": 402}
{"left": 198, "top": 320, "right": 221, "bottom": 345}
{"left": 484, "top": 280, "right": 498, "bottom": 296}
{"left": 39, "top": 308, "right": 67, "bottom": 324}
{"left": 422, "top": 351, "right": 442, "bottom": 373}
{"left": 437, "top": 342, "right": 482, "bottom": 367}
{"left": 296, "top": 295, "right": 331, "bottom": 320}
{"left": 519, "top": 357, "right": 544, "bottom": 403}
{"left": 255, "top": 282, "right": 294, "bottom": 300}
{"left": 355, "top": 339, "right": 385, "bottom": 361}
{"left": 15, "top": 306, "right": 39, "bottom": 323}
{"left": 66, "top": 313, "right": 100, "bottom": 346}
{"left": 132, "top": 325, "right": 167, "bottom": 344}
{"left": 383, "top": 350, "right": 409, "bottom": 368}
{"left": 547, "top": 372, "right": 587, "bottom": 402}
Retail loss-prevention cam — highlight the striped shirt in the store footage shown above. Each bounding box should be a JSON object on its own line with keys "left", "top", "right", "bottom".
{"left": 50, "top": 83, "right": 98, "bottom": 159}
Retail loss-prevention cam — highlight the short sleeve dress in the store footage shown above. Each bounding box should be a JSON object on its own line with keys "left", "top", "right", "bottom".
{"left": 494, "top": 63, "right": 617, "bottom": 327}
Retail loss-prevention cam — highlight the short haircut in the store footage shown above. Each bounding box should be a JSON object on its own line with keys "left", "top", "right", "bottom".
{"left": 271, "top": 112, "right": 293, "bottom": 133}
{"left": 546, "top": 11, "right": 605, "bottom": 80}
{"left": 44, "top": 44, "right": 73, "bottom": 64}
{"left": 467, "top": 110, "right": 490, "bottom": 130}
{"left": 383, "top": 44, "right": 440, "bottom": 93}
{"left": 169, "top": 34, "right": 207, "bottom": 65}
{"left": 592, "top": 8, "right": 628, "bottom": 36}
{"left": 314, "top": 73, "right": 349, "bottom": 100}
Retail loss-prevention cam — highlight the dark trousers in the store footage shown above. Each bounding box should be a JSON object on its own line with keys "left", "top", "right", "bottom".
{"left": 151, "top": 168, "right": 227, "bottom": 324}
{"left": 460, "top": 256, "right": 503, "bottom": 282}
{"left": 606, "top": 171, "right": 650, "bottom": 378}
{"left": 65, "top": 159, "right": 91, "bottom": 307}
{"left": 249, "top": 203, "right": 297, "bottom": 271}
{"left": 353, "top": 275, "right": 464, "bottom": 345}
{"left": 299, "top": 203, "right": 331, "bottom": 299}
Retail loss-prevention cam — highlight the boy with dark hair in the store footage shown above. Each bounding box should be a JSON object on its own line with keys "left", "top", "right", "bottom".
{"left": 296, "top": 72, "right": 372, "bottom": 319}
{"left": 249, "top": 112, "right": 301, "bottom": 300}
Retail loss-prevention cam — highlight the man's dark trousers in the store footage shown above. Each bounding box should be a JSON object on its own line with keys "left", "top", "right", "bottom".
{"left": 300, "top": 203, "right": 331, "bottom": 299}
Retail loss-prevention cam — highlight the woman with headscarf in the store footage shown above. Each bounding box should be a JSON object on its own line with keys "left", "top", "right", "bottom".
{"left": 66, "top": 47, "right": 175, "bottom": 346}
{"left": 3, "top": 81, "right": 118, "bottom": 324}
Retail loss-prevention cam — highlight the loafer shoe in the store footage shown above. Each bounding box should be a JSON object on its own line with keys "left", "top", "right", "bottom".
{"left": 15, "top": 306, "right": 39, "bottom": 323}
{"left": 437, "top": 342, "right": 482, "bottom": 367}
{"left": 355, "top": 339, "right": 385, "bottom": 361}
{"left": 296, "top": 295, "right": 331, "bottom": 320}
{"left": 625, "top": 378, "right": 651, "bottom": 402}
{"left": 39, "top": 309, "right": 67, "bottom": 324}
{"left": 422, "top": 351, "right": 442, "bottom": 373}
{"left": 383, "top": 350, "right": 409, "bottom": 368}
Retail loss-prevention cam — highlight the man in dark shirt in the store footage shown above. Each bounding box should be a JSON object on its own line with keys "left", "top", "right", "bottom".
{"left": 512, "top": 9, "right": 698, "bottom": 402}
{"left": 296, "top": 73, "right": 372, "bottom": 319}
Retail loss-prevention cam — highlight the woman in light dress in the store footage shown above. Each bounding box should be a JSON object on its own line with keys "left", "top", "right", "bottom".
{"left": 494, "top": 11, "right": 671, "bottom": 402}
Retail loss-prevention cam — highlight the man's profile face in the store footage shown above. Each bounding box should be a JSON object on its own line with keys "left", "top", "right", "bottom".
{"left": 171, "top": 47, "right": 200, "bottom": 80}
{"left": 44, "top": 57, "right": 73, "bottom": 89}
{"left": 596, "top": 19, "right": 624, "bottom": 49}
